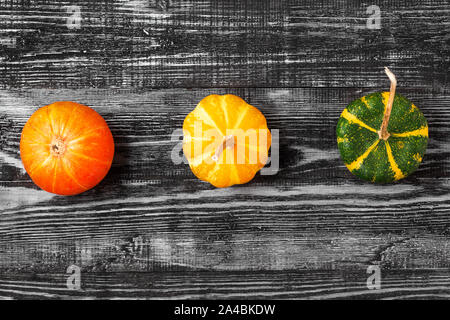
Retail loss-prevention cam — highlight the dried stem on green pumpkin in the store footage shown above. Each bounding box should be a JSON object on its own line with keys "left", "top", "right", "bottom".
{"left": 378, "top": 67, "right": 397, "bottom": 140}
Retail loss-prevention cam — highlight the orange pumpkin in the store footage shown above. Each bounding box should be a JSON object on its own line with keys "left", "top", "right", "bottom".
{"left": 183, "top": 94, "right": 271, "bottom": 188}
{"left": 20, "top": 101, "right": 114, "bottom": 195}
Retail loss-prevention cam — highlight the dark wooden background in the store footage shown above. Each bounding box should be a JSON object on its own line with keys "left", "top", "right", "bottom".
{"left": 0, "top": 0, "right": 449, "bottom": 299}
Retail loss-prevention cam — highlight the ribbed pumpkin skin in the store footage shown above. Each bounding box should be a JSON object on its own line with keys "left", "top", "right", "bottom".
{"left": 336, "top": 92, "right": 428, "bottom": 183}
{"left": 183, "top": 94, "right": 271, "bottom": 188}
{"left": 20, "top": 102, "right": 115, "bottom": 195}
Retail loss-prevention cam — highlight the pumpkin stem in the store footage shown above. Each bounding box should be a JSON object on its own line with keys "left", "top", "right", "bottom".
{"left": 212, "top": 135, "right": 235, "bottom": 162}
{"left": 378, "top": 67, "right": 397, "bottom": 140}
{"left": 50, "top": 137, "right": 66, "bottom": 157}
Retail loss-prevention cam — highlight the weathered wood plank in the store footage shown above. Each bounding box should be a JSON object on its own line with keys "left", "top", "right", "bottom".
{"left": 0, "top": 0, "right": 449, "bottom": 89}
{"left": 0, "top": 87, "right": 449, "bottom": 272}
{"left": 0, "top": 270, "right": 449, "bottom": 299}
{"left": 1, "top": 233, "right": 450, "bottom": 272}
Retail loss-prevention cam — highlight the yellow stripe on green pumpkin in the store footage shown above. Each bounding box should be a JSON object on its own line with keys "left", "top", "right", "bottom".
{"left": 385, "top": 141, "right": 405, "bottom": 180}
{"left": 336, "top": 67, "right": 428, "bottom": 183}
{"left": 340, "top": 109, "right": 377, "bottom": 133}
{"left": 346, "top": 139, "right": 380, "bottom": 171}
{"left": 391, "top": 126, "right": 428, "bottom": 138}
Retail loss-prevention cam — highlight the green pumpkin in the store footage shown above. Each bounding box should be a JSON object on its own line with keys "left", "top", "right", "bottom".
{"left": 336, "top": 91, "right": 428, "bottom": 183}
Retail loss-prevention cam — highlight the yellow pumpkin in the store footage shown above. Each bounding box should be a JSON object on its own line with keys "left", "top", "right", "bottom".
{"left": 183, "top": 94, "right": 271, "bottom": 188}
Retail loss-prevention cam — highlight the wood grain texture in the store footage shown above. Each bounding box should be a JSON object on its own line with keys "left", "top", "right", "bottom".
{"left": 1, "top": 270, "right": 450, "bottom": 299}
{"left": 0, "top": 0, "right": 449, "bottom": 89}
{"left": 1, "top": 0, "right": 450, "bottom": 300}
